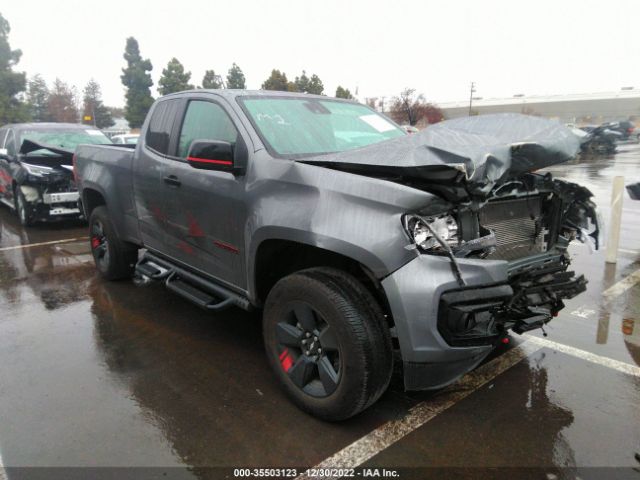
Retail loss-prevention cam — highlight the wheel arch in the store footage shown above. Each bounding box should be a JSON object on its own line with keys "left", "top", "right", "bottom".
{"left": 250, "top": 237, "right": 395, "bottom": 329}
{"left": 81, "top": 186, "right": 107, "bottom": 219}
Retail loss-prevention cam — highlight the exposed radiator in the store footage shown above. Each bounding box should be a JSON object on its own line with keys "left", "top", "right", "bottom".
{"left": 479, "top": 197, "right": 546, "bottom": 260}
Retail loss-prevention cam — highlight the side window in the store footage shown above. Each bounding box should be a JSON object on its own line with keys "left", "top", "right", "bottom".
{"left": 145, "top": 99, "right": 179, "bottom": 155}
{"left": 178, "top": 100, "right": 238, "bottom": 158}
{"left": 5, "top": 130, "right": 16, "bottom": 157}
{"left": 0, "top": 128, "right": 7, "bottom": 148}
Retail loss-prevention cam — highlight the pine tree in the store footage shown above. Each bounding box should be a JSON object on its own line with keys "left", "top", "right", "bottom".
{"left": 48, "top": 79, "right": 78, "bottom": 123}
{"left": 158, "top": 58, "right": 194, "bottom": 96}
{"left": 227, "top": 62, "right": 247, "bottom": 90}
{"left": 82, "top": 79, "right": 114, "bottom": 129}
{"left": 294, "top": 71, "right": 310, "bottom": 93}
{"left": 120, "top": 37, "right": 154, "bottom": 129}
{"left": 261, "top": 69, "right": 290, "bottom": 91}
{"left": 27, "top": 74, "right": 50, "bottom": 122}
{"left": 0, "top": 13, "right": 28, "bottom": 124}
{"left": 306, "top": 74, "right": 324, "bottom": 95}
{"left": 226, "top": 63, "right": 246, "bottom": 89}
{"left": 202, "top": 70, "right": 223, "bottom": 89}
{"left": 335, "top": 86, "right": 354, "bottom": 100}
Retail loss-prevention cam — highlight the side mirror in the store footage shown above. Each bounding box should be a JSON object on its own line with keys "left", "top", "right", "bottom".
{"left": 0, "top": 148, "right": 9, "bottom": 161}
{"left": 186, "top": 137, "right": 247, "bottom": 175}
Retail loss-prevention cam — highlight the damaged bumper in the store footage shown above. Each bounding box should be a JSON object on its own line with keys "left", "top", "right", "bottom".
{"left": 382, "top": 248, "right": 587, "bottom": 391}
{"left": 17, "top": 183, "right": 81, "bottom": 221}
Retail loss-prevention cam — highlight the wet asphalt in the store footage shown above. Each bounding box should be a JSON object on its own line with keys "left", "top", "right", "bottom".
{"left": 0, "top": 145, "right": 639, "bottom": 479}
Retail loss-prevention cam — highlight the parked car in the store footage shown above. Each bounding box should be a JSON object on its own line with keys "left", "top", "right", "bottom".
{"left": 579, "top": 124, "right": 622, "bottom": 154}
{"left": 74, "top": 91, "right": 599, "bottom": 420}
{"left": 602, "top": 120, "right": 635, "bottom": 140}
{"left": 111, "top": 134, "right": 140, "bottom": 145}
{"left": 0, "top": 123, "right": 113, "bottom": 225}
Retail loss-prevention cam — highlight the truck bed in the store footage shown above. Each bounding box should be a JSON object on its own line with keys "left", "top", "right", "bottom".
{"left": 75, "top": 144, "right": 141, "bottom": 244}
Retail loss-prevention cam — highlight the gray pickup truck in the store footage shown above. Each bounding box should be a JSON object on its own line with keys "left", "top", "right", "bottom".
{"left": 74, "top": 90, "right": 599, "bottom": 420}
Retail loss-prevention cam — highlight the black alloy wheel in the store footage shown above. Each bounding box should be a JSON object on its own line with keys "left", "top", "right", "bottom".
{"left": 275, "top": 302, "right": 342, "bottom": 397}
{"left": 90, "top": 218, "right": 110, "bottom": 271}
{"left": 263, "top": 268, "right": 393, "bottom": 421}
{"left": 88, "top": 206, "right": 138, "bottom": 280}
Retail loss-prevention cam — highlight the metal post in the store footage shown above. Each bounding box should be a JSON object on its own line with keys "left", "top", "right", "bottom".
{"left": 468, "top": 82, "right": 475, "bottom": 116}
{"left": 605, "top": 176, "right": 625, "bottom": 264}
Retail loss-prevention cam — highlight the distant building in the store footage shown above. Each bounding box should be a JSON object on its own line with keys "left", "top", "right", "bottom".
{"left": 438, "top": 89, "right": 640, "bottom": 125}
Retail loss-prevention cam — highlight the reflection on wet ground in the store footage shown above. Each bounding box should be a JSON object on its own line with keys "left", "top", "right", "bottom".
{"left": 0, "top": 147, "right": 638, "bottom": 476}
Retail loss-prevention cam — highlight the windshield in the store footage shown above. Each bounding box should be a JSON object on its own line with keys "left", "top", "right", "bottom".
{"left": 20, "top": 128, "right": 113, "bottom": 155}
{"left": 241, "top": 97, "right": 405, "bottom": 156}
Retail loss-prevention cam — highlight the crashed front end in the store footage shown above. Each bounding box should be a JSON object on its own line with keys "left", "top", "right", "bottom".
{"left": 14, "top": 141, "right": 82, "bottom": 222}
{"left": 383, "top": 173, "right": 600, "bottom": 390}
{"left": 14, "top": 162, "right": 81, "bottom": 221}
{"left": 306, "top": 114, "right": 600, "bottom": 390}
{"left": 409, "top": 173, "right": 599, "bottom": 347}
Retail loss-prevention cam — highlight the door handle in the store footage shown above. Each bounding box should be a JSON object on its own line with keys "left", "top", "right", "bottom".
{"left": 163, "top": 175, "right": 181, "bottom": 187}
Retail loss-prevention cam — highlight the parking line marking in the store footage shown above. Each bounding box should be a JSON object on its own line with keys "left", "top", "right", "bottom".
{"left": 296, "top": 341, "right": 542, "bottom": 480}
{"left": 602, "top": 268, "right": 640, "bottom": 299}
{"left": 524, "top": 335, "right": 640, "bottom": 377}
{"left": 0, "top": 237, "right": 87, "bottom": 252}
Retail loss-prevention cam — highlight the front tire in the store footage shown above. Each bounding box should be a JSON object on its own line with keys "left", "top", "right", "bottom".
{"left": 14, "top": 188, "right": 35, "bottom": 226}
{"left": 263, "top": 267, "right": 393, "bottom": 421}
{"left": 89, "top": 206, "right": 138, "bottom": 280}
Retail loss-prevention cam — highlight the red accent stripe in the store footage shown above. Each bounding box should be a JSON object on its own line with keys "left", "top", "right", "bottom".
{"left": 213, "top": 240, "right": 239, "bottom": 254}
{"left": 187, "top": 156, "right": 233, "bottom": 166}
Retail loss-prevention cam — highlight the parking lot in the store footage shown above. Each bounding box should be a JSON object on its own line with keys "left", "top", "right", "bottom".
{"left": 0, "top": 145, "right": 639, "bottom": 479}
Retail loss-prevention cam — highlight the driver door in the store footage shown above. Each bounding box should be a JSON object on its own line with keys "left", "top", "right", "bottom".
{"left": 162, "top": 98, "right": 247, "bottom": 290}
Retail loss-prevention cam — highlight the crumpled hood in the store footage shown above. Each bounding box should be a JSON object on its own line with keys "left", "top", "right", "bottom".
{"left": 301, "top": 113, "right": 581, "bottom": 199}
{"left": 18, "top": 139, "right": 75, "bottom": 168}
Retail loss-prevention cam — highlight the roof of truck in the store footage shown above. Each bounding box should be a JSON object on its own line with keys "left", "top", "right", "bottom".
{"left": 162, "top": 89, "right": 343, "bottom": 101}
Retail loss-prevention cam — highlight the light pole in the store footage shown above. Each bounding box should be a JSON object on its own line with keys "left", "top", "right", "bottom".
{"left": 468, "top": 82, "right": 476, "bottom": 116}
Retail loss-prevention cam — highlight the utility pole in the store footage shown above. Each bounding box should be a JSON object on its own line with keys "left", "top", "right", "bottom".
{"left": 468, "top": 82, "right": 476, "bottom": 116}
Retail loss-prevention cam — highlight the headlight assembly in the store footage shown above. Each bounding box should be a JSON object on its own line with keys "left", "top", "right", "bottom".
{"left": 404, "top": 214, "right": 459, "bottom": 253}
{"left": 22, "top": 162, "right": 54, "bottom": 177}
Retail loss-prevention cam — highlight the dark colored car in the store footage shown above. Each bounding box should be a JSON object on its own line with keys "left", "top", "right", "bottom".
{"left": 74, "top": 91, "right": 600, "bottom": 420}
{"left": 0, "top": 123, "right": 112, "bottom": 225}
{"left": 603, "top": 120, "right": 635, "bottom": 140}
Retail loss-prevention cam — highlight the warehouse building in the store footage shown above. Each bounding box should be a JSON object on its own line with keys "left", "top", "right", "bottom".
{"left": 438, "top": 89, "right": 640, "bottom": 125}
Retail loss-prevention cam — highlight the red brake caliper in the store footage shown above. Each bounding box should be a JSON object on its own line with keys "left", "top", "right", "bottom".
{"left": 91, "top": 237, "right": 101, "bottom": 249}
{"left": 279, "top": 349, "right": 293, "bottom": 372}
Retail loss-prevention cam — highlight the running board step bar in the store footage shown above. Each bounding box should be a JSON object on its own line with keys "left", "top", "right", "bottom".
{"left": 165, "top": 273, "right": 235, "bottom": 311}
{"left": 135, "top": 251, "right": 251, "bottom": 311}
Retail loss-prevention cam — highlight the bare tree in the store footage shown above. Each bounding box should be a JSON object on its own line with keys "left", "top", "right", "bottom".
{"left": 389, "top": 88, "right": 444, "bottom": 126}
{"left": 48, "top": 79, "right": 78, "bottom": 123}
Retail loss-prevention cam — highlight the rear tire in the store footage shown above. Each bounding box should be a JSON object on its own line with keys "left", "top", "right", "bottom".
{"left": 89, "top": 206, "right": 138, "bottom": 280}
{"left": 263, "top": 267, "right": 393, "bottom": 421}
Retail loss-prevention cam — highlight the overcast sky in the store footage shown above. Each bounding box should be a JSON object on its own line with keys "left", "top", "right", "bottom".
{"left": 3, "top": 0, "right": 640, "bottom": 108}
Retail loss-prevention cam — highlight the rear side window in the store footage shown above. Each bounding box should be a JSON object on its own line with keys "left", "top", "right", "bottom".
{"left": 145, "top": 99, "right": 180, "bottom": 155}
{"left": 178, "top": 100, "right": 238, "bottom": 158}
